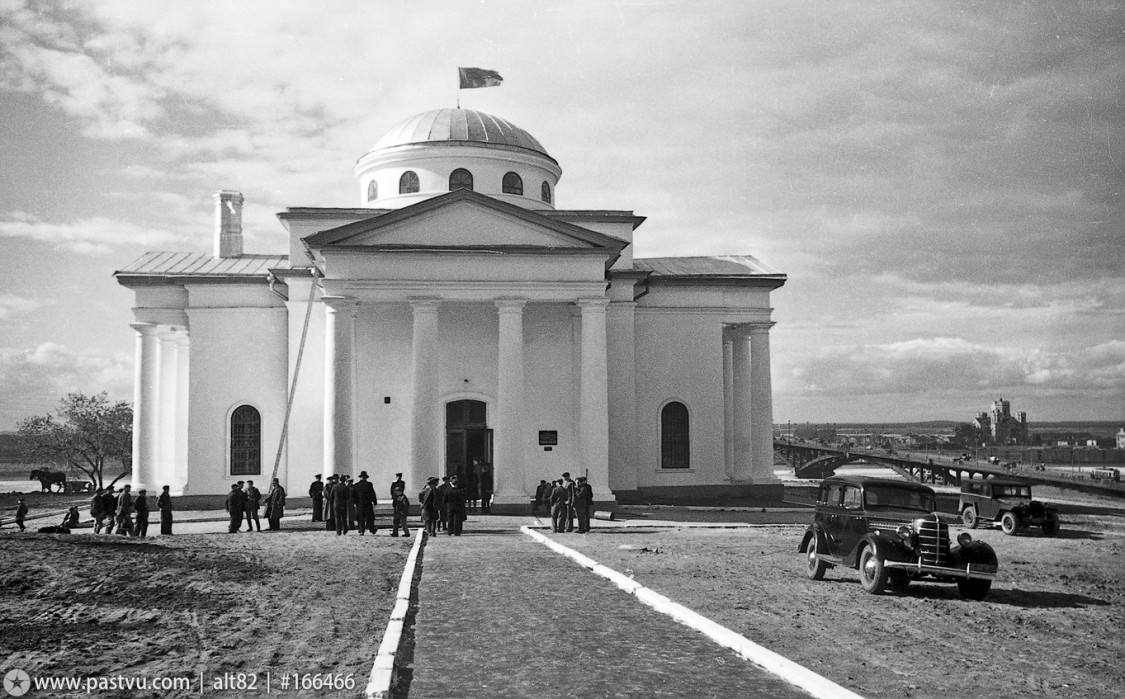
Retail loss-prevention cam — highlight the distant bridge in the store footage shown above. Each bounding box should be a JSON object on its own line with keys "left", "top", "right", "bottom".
{"left": 774, "top": 440, "right": 1125, "bottom": 497}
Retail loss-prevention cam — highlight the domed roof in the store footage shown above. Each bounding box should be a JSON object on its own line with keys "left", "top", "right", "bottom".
{"left": 369, "top": 108, "right": 551, "bottom": 159}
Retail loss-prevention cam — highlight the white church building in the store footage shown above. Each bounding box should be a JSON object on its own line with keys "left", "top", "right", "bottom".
{"left": 115, "top": 108, "right": 785, "bottom": 506}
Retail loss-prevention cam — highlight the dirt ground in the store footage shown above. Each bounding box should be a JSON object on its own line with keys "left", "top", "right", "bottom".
{"left": 554, "top": 507, "right": 1125, "bottom": 699}
{"left": 0, "top": 529, "right": 407, "bottom": 698}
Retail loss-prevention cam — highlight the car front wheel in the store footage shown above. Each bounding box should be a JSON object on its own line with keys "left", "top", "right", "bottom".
{"left": 806, "top": 536, "right": 828, "bottom": 580}
{"left": 858, "top": 546, "right": 888, "bottom": 594}
{"left": 962, "top": 505, "right": 978, "bottom": 529}
{"left": 1001, "top": 511, "right": 1020, "bottom": 535}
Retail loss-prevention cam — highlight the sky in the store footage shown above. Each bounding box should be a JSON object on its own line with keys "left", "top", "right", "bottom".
{"left": 0, "top": 0, "right": 1122, "bottom": 429}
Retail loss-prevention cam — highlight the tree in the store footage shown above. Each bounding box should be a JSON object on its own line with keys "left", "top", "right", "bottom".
{"left": 952, "top": 422, "right": 981, "bottom": 448}
{"left": 17, "top": 392, "right": 132, "bottom": 490}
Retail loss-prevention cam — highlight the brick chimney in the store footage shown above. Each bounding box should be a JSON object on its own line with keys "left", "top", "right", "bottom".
{"left": 214, "top": 190, "right": 244, "bottom": 258}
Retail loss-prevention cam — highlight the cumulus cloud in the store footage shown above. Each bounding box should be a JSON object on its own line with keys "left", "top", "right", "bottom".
{"left": 0, "top": 293, "right": 48, "bottom": 319}
{"left": 0, "top": 212, "right": 181, "bottom": 255}
{"left": 0, "top": 343, "right": 133, "bottom": 429}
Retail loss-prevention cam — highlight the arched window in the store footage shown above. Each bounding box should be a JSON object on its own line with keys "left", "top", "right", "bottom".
{"left": 660, "top": 402, "right": 690, "bottom": 469}
{"left": 541, "top": 180, "right": 552, "bottom": 204}
{"left": 230, "top": 405, "right": 261, "bottom": 475}
{"left": 502, "top": 171, "right": 523, "bottom": 195}
{"left": 399, "top": 171, "right": 420, "bottom": 194}
{"left": 367, "top": 180, "right": 378, "bottom": 202}
{"left": 449, "top": 168, "right": 474, "bottom": 191}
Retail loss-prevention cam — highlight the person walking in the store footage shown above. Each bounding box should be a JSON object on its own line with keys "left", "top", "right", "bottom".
{"left": 157, "top": 485, "right": 174, "bottom": 535}
{"left": 420, "top": 477, "right": 439, "bottom": 535}
{"left": 533, "top": 479, "right": 550, "bottom": 516}
{"left": 134, "top": 489, "right": 150, "bottom": 538}
{"left": 309, "top": 475, "right": 324, "bottom": 522}
{"left": 437, "top": 476, "right": 451, "bottom": 532}
{"left": 115, "top": 484, "right": 135, "bottom": 536}
{"left": 324, "top": 475, "right": 338, "bottom": 531}
{"left": 390, "top": 473, "right": 406, "bottom": 500}
{"left": 478, "top": 463, "right": 493, "bottom": 513}
{"left": 331, "top": 475, "right": 352, "bottom": 536}
{"left": 353, "top": 471, "right": 378, "bottom": 536}
{"left": 445, "top": 475, "right": 466, "bottom": 536}
{"left": 343, "top": 475, "right": 358, "bottom": 528}
{"left": 225, "top": 483, "right": 245, "bottom": 534}
{"left": 244, "top": 480, "right": 262, "bottom": 532}
{"left": 14, "top": 499, "right": 28, "bottom": 531}
{"left": 562, "top": 472, "right": 577, "bottom": 532}
{"left": 574, "top": 476, "right": 593, "bottom": 533}
{"left": 392, "top": 489, "right": 411, "bottom": 537}
{"left": 264, "top": 478, "right": 286, "bottom": 530}
{"left": 90, "top": 488, "right": 107, "bottom": 533}
{"left": 550, "top": 479, "right": 569, "bottom": 533}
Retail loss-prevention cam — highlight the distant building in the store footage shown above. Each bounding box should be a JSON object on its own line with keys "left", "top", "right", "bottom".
{"left": 1117, "top": 428, "right": 1125, "bottom": 450}
{"left": 972, "top": 398, "right": 1029, "bottom": 445}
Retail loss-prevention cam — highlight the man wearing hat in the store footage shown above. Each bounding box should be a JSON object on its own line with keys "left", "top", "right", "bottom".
{"left": 225, "top": 483, "right": 245, "bottom": 534}
{"left": 419, "top": 477, "right": 439, "bottom": 535}
{"left": 133, "top": 488, "right": 150, "bottom": 538}
{"left": 309, "top": 474, "right": 324, "bottom": 522}
{"left": 330, "top": 475, "right": 351, "bottom": 535}
{"left": 574, "top": 476, "right": 593, "bottom": 533}
{"left": 437, "top": 476, "right": 451, "bottom": 532}
{"left": 445, "top": 474, "right": 466, "bottom": 536}
{"left": 353, "top": 471, "right": 378, "bottom": 535}
{"left": 324, "top": 475, "right": 338, "bottom": 531}
{"left": 390, "top": 472, "right": 405, "bottom": 500}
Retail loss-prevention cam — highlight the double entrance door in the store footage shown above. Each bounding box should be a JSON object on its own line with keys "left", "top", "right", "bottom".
{"left": 445, "top": 399, "right": 492, "bottom": 501}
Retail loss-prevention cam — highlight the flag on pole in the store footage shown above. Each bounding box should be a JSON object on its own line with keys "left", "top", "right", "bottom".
{"left": 458, "top": 67, "right": 503, "bottom": 89}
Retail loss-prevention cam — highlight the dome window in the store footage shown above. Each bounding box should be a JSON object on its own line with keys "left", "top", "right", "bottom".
{"left": 367, "top": 180, "right": 378, "bottom": 202}
{"left": 449, "top": 168, "right": 474, "bottom": 191}
{"left": 399, "top": 171, "right": 420, "bottom": 194}
{"left": 502, "top": 172, "right": 523, "bottom": 195}
{"left": 541, "top": 181, "right": 552, "bottom": 204}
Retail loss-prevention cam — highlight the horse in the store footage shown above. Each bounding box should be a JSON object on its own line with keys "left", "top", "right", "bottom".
{"left": 30, "top": 469, "right": 67, "bottom": 493}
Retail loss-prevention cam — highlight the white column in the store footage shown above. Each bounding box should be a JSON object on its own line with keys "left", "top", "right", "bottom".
{"left": 156, "top": 329, "right": 179, "bottom": 491}
{"left": 174, "top": 333, "right": 190, "bottom": 494}
{"left": 578, "top": 298, "right": 611, "bottom": 498}
{"left": 323, "top": 298, "right": 356, "bottom": 479}
{"left": 130, "top": 323, "right": 160, "bottom": 491}
{"left": 410, "top": 299, "right": 441, "bottom": 492}
{"left": 750, "top": 323, "right": 780, "bottom": 483}
{"left": 723, "top": 328, "right": 735, "bottom": 480}
{"left": 606, "top": 301, "right": 638, "bottom": 492}
{"left": 730, "top": 325, "right": 753, "bottom": 481}
{"left": 495, "top": 299, "right": 526, "bottom": 501}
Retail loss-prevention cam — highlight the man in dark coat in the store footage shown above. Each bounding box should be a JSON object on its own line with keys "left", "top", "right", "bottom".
{"left": 574, "top": 476, "right": 593, "bottom": 533}
{"left": 437, "top": 476, "right": 451, "bottom": 532}
{"left": 392, "top": 490, "right": 411, "bottom": 537}
{"left": 264, "top": 478, "right": 286, "bottom": 530}
{"left": 324, "top": 476, "right": 338, "bottom": 531}
{"left": 90, "top": 488, "right": 107, "bottom": 533}
{"left": 102, "top": 486, "right": 118, "bottom": 530}
{"left": 419, "top": 477, "right": 439, "bottom": 535}
{"left": 478, "top": 463, "right": 493, "bottom": 513}
{"left": 115, "top": 484, "right": 135, "bottom": 536}
{"left": 445, "top": 475, "right": 466, "bottom": 536}
{"left": 14, "top": 499, "right": 27, "bottom": 531}
{"left": 244, "top": 480, "right": 262, "bottom": 532}
{"left": 550, "top": 479, "right": 569, "bottom": 533}
{"left": 533, "top": 479, "right": 549, "bottom": 516}
{"left": 562, "top": 472, "right": 577, "bottom": 532}
{"left": 225, "top": 483, "right": 245, "bottom": 533}
{"left": 390, "top": 473, "right": 405, "bottom": 500}
{"left": 134, "top": 489, "right": 150, "bottom": 538}
{"left": 157, "top": 485, "right": 173, "bottom": 535}
{"left": 353, "top": 471, "right": 378, "bottom": 535}
{"left": 309, "top": 475, "right": 324, "bottom": 522}
{"left": 331, "top": 475, "right": 352, "bottom": 535}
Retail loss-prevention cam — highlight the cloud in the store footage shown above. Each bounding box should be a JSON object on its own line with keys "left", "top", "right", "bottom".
{"left": 0, "top": 293, "right": 49, "bottom": 319}
{"left": 0, "top": 342, "right": 133, "bottom": 429}
{"left": 0, "top": 212, "right": 182, "bottom": 255}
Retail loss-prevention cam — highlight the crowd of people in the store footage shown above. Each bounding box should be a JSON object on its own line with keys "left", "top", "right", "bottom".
{"left": 85, "top": 483, "right": 174, "bottom": 537}
{"left": 223, "top": 478, "right": 287, "bottom": 533}
{"left": 306, "top": 471, "right": 412, "bottom": 537}
{"left": 532, "top": 472, "right": 595, "bottom": 533}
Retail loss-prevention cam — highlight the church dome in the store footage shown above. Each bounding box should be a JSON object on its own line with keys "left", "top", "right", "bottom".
{"left": 354, "top": 108, "right": 562, "bottom": 211}
{"left": 369, "top": 108, "right": 552, "bottom": 160}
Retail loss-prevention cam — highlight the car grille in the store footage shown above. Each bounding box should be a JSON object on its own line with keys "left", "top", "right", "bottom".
{"left": 917, "top": 516, "right": 950, "bottom": 566}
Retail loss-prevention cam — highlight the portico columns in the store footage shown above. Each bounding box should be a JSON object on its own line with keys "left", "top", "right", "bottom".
{"left": 749, "top": 323, "right": 780, "bottom": 483}
{"left": 578, "top": 298, "right": 611, "bottom": 497}
{"left": 130, "top": 323, "right": 160, "bottom": 491}
{"left": 723, "top": 329, "right": 735, "bottom": 480}
{"left": 174, "top": 333, "right": 190, "bottom": 494}
{"left": 410, "top": 299, "right": 441, "bottom": 492}
{"left": 156, "top": 329, "right": 179, "bottom": 490}
{"left": 495, "top": 300, "right": 526, "bottom": 501}
{"left": 323, "top": 297, "right": 357, "bottom": 479}
{"left": 729, "top": 325, "right": 753, "bottom": 481}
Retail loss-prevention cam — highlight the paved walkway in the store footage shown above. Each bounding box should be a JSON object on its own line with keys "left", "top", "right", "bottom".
{"left": 400, "top": 523, "right": 809, "bottom": 699}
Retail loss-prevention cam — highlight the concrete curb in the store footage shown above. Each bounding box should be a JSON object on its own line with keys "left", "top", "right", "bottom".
{"left": 365, "top": 528, "right": 425, "bottom": 699}
{"left": 522, "top": 525, "right": 866, "bottom": 699}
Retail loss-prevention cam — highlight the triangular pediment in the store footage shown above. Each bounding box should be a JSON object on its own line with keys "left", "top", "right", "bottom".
{"left": 303, "top": 189, "right": 625, "bottom": 252}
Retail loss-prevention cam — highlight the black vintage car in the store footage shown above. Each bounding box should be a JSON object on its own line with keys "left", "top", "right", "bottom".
{"left": 959, "top": 478, "right": 1060, "bottom": 536}
{"left": 799, "top": 475, "right": 998, "bottom": 599}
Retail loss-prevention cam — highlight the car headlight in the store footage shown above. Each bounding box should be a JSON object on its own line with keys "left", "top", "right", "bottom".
{"left": 957, "top": 532, "right": 972, "bottom": 547}
{"left": 897, "top": 525, "right": 914, "bottom": 547}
